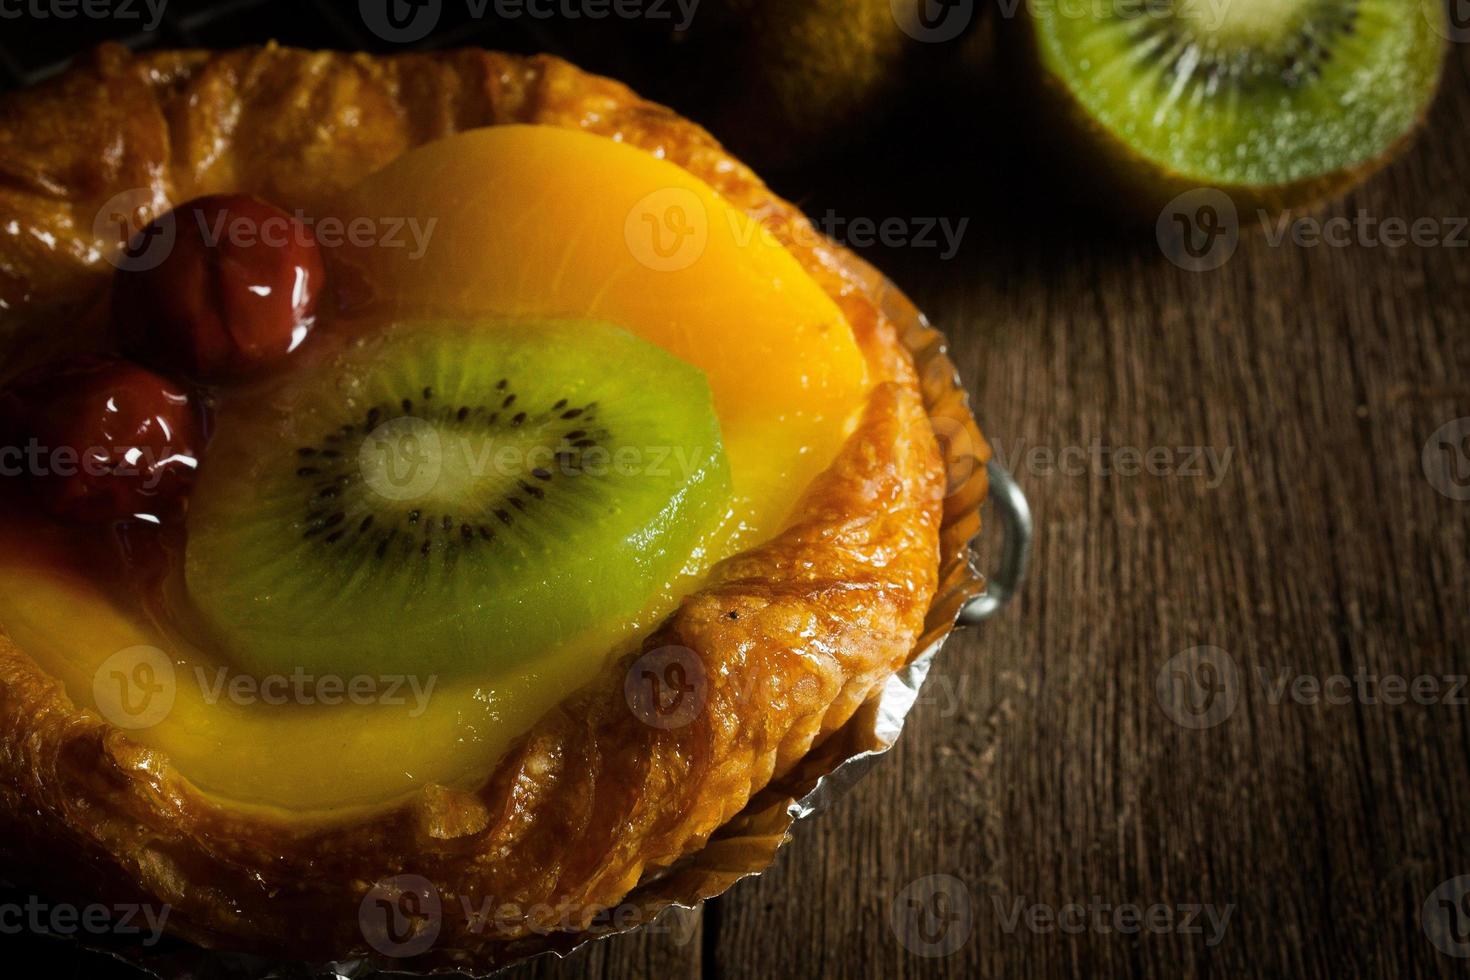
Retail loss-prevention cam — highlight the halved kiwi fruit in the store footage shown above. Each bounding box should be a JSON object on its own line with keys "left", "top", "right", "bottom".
{"left": 185, "top": 318, "right": 731, "bottom": 680}
{"left": 1019, "top": 0, "right": 1448, "bottom": 213}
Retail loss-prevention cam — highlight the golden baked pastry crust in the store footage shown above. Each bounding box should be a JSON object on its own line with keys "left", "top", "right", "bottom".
{"left": 0, "top": 44, "right": 983, "bottom": 962}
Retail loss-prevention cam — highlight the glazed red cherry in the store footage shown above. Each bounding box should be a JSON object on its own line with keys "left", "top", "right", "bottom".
{"left": 0, "top": 357, "right": 200, "bottom": 523}
{"left": 113, "top": 194, "right": 325, "bottom": 382}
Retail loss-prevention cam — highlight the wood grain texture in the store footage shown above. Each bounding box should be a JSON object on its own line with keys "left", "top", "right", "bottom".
{"left": 503, "top": 35, "right": 1470, "bottom": 980}
{"left": 4, "top": 19, "right": 1467, "bottom": 980}
{"left": 709, "top": 42, "right": 1469, "bottom": 980}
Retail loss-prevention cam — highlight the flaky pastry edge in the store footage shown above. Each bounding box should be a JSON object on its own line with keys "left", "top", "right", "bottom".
{"left": 0, "top": 44, "right": 988, "bottom": 964}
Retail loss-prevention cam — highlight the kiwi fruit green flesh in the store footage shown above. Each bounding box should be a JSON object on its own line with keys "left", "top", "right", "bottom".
{"left": 1020, "top": 0, "right": 1448, "bottom": 215}
{"left": 184, "top": 318, "right": 731, "bottom": 681}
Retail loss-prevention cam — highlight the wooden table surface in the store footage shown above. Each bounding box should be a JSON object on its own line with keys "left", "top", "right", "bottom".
{"left": 498, "top": 38, "right": 1470, "bottom": 980}
{"left": 7, "top": 11, "right": 1469, "bottom": 980}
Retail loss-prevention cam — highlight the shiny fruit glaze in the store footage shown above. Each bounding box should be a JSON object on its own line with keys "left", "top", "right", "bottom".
{"left": 114, "top": 195, "right": 325, "bottom": 382}
{"left": 334, "top": 126, "right": 871, "bottom": 555}
{"left": 0, "top": 128, "right": 872, "bottom": 813}
{"left": 0, "top": 357, "right": 199, "bottom": 523}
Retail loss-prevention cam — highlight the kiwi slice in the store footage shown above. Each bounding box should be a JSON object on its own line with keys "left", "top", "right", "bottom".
{"left": 1023, "top": 0, "right": 1447, "bottom": 210}
{"left": 185, "top": 318, "right": 731, "bottom": 680}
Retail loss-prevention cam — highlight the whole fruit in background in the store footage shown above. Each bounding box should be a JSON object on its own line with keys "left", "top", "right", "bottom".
{"left": 0, "top": 357, "right": 200, "bottom": 523}
{"left": 657, "top": 0, "right": 985, "bottom": 172}
{"left": 113, "top": 194, "right": 325, "bottom": 382}
{"left": 1010, "top": 0, "right": 1449, "bottom": 217}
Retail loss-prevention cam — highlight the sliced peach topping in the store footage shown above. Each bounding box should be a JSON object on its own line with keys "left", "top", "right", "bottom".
{"left": 333, "top": 125, "right": 871, "bottom": 551}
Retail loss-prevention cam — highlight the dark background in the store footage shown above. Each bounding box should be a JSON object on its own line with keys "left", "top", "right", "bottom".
{"left": 2, "top": 1, "right": 1469, "bottom": 977}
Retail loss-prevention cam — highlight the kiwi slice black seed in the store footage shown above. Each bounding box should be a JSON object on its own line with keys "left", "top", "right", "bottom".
{"left": 1023, "top": 0, "right": 1447, "bottom": 209}
{"left": 185, "top": 318, "right": 731, "bottom": 680}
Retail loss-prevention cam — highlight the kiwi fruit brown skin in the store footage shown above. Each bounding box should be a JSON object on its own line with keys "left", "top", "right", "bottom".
{"left": 675, "top": 0, "right": 911, "bottom": 171}
{"left": 1006, "top": 1, "right": 1451, "bottom": 223}
{"left": 661, "top": 0, "right": 986, "bottom": 172}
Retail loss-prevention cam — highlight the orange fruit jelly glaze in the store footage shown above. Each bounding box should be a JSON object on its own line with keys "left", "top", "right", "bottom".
{"left": 0, "top": 126, "right": 870, "bottom": 814}
{"left": 335, "top": 125, "right": 869, "bottom": 536}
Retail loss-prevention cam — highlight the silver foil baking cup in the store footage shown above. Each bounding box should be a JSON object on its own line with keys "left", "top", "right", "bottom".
{"left": 21, "top": 267, "right": 1032, "bottom": 979}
